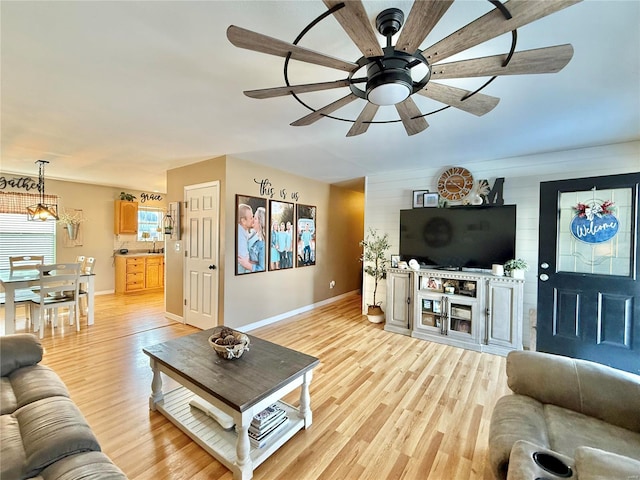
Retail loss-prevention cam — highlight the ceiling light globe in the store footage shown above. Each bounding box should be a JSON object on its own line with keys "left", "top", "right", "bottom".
{"left": 368, "top": 82, "right": 411, "bottom": 106}
{"left": 366, "top": 63, "right": 413, "bottom": 106}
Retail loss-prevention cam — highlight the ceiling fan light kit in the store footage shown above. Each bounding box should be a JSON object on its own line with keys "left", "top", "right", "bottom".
{"left": 227, "top": 0, "right": 582, "bottom": 137}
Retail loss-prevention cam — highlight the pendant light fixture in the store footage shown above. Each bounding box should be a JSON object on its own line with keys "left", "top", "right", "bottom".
{"left": 26, "top": 160, "right": 59, "bottom": 221}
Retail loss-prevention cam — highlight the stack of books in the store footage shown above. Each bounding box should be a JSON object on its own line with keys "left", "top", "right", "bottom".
{"left": 249, "top": 404, "right": 289, "bottom": 448}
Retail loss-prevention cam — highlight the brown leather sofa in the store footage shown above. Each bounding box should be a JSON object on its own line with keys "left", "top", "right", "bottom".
{"left": 488, "top": 350, "right": 640, "bottom": 480}
{"left": 0, "top": 334, "right": 127, "bottom": 480}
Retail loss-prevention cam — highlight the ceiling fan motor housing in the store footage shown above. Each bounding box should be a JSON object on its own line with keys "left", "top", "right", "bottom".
{"left": 366, "top": 56, "right": 413, "bottom": 106}
{"left": 375, "top": 8, "right": 404, "bottom": 37}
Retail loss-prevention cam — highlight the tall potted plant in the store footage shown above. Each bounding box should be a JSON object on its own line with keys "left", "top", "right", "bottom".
{"left": 360, "top": 228, "right": 390, "bottom": 323}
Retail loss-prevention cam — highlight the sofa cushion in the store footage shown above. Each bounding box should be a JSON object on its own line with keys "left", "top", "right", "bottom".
{"left": 38, "top": 451, "right": 128, "bottom": 480}
{"left": 10, "top": 365, "right": 70, "bottom": 410}
{"left": 14, "top": 396, "right": 101, "bottom": 478}
{"left": 1, "top": 377, "right": 18, "bottom": 414}
{"left": 506, "top": 350, "right": 640, "bottom": 433}
{"left": 1, "top": 414, "right": 27, "bottom": 480}
{"left": 545, "top": 404, "right": 640, "bottom": 461}
{"left": 574, "top": 446, "right": 640, "bottom": 480}
{"left": 0, "top": 334, "right": 43, "bottom": 376}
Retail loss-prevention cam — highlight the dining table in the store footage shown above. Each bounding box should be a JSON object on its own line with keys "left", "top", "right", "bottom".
{"left": 0, "top": 269, "right": 95, "bottom": 336}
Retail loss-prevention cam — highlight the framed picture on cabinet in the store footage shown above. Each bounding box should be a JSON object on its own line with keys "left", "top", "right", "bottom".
{"left": 235, "top": 195, "right": 267, "bottom": 275}
{"left": 412, "top": 190, "right": 429, "bottom": 208}
{"left": 423, "top": 192, "right": 439, "bottom": 208}
{"left": 296, "top": 204, "right": 316, "bottom": 267}
{"left": 390, "top": 254, "right": 400, "bottom": 268}
{"left": 268, "top": 200, "right": 295, "bottom": 271}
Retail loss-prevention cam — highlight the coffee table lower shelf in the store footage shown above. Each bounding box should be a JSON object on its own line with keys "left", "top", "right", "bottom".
{"left": 157, "top": 386, "right": 305, "bottom": 473}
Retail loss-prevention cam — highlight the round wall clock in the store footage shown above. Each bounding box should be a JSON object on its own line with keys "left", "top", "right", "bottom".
{"left": 437, "top": 167, "right": 474, "bottom": 202}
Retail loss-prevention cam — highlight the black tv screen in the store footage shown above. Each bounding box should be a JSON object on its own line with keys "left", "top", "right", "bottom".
{"left": 399, "top": 205, "right": 516, "bottom": 270}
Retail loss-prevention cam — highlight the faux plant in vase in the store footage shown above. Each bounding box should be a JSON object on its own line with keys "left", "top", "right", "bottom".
{"left": 57, "top": 210, "right": 87, "bottom": 241}
{"left": 504, "top": 258, "right": 529, "bottom": 279}
{"left": 360, "top": 228, "right": 390, "bottom": 323}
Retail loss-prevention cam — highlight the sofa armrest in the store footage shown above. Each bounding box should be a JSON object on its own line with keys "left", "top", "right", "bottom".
{"left": 0, "top": 334, "right": 43, "bottom": 377}
{"left": 488, "top": 395, "right": 551, "bottom": 480}
{"left": 506, "top": 350, "right": 640, "bottom": 433}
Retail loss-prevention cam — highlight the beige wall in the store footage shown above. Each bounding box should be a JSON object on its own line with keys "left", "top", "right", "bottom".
{"left": 0, "top": 172, "right": 166, "bottom": 293}
{"left": 165, "top": 155, "right": 365, "bottom": 329}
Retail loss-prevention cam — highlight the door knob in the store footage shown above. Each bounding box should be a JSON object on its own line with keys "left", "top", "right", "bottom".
{"left": 209, "top": 265, "right": 217, "bottom": 270}
{"left": 539, "top": 273, "right": 549, "bottom": 281}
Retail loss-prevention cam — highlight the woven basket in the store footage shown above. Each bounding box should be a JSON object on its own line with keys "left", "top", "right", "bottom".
{"left": 208, "top": 327, "right": 250, "bottom": 360}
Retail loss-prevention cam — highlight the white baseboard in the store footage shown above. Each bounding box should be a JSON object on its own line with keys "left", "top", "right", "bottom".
{"left": 165, "top": 311, "right": 183, "bottom": 323}
{"left": 237, "top": 290, "right": 359, "bottom": 333}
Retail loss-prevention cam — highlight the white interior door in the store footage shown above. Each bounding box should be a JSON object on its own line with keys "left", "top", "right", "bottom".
{"left": 184, "top": 182, "right": 219, "bottom": 330}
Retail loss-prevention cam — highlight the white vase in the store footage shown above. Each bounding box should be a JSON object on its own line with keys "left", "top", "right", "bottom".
{"left": 511, "top": 269, "right": 525, "bottom": 279}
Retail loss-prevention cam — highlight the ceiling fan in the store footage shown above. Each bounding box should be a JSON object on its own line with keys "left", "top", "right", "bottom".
{"left": 227, "top": 0, "right": 582, "bottom": 136}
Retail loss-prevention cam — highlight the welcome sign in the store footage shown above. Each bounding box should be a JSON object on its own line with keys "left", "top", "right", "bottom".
{"left": 570, "top": 200, "right": 619, "bottom": 244}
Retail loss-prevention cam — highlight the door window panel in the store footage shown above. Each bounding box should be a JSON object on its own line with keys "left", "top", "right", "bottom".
{"left": 557, "top": 187, "right": 633, "bottom": 276}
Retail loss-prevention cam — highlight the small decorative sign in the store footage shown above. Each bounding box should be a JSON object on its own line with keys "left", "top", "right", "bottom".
{"left": 570, "top": 200, "right": 619, "bottom": 244}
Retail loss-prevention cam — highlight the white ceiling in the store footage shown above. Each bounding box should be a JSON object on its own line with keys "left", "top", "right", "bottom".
{"left": 2, "top": 1, "right": 639, "bottom": 193}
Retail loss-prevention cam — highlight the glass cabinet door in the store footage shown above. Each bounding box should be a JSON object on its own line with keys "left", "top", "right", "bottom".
{"left": 448, "top": 301, "right": 473, "bottom": 336}
{"left": 420, "top": 297, "right": 444, "bottom": 330}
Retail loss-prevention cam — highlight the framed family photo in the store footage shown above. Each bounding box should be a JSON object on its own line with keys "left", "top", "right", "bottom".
{"left": 235, "top": 194, "right": 267, "bottom": 275}
{"left": 296, "top": 204, "right": 316, "bottom": 267}
{"left": 268, "top": 200, "right": 295, "bottom": 271}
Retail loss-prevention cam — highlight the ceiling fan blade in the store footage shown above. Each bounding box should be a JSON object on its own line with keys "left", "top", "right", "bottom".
{"left": 347, "top": 103, "right": 379, "bottom": 137}
{"left": 418, "top": 82, "right": 500, "bottom": 116}
{"left": 431, "top": 44, "right": 574, "bottom": 79}
{"left": 291, "top": 93, "right": 359, "bottom": 127}
{"left": 322, "top": 0, "right": 384, "bottom": 58}
{"left": 227, "top": 25, "right": 357, "bottom": 72}
{"left": 395, "top": 97, "right": 429, "bottom": 136}
{"left": 395, "top": 0, "right": 454, "bottom": 54}
{"left": 245, "top": 80, "right": 355, "bottom": 99}
{"left": 421, "top": 0, "right": 582, "bottom": 64}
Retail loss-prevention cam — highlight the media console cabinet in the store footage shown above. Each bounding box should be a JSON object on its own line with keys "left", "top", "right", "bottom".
{"left": 385, "top": 267, "right": 524, "bottom": 355}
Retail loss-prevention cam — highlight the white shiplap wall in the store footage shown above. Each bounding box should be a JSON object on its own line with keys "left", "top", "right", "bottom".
{"left": 363, "top": 141, "right": 640, "bottom": 348}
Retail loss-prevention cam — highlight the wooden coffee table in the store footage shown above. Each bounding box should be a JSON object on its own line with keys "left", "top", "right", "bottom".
{"left": 143, "top": 329, "right": 319, "bottom": 480}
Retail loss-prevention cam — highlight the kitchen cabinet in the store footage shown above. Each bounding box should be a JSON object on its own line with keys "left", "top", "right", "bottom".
{"left": 114, "top": 200, "right": 138, "bottom": 234}
{"left": 145, "top": 256, "right": 164, "bottom": 290}
{"left": 115, "top": 254, "right": 164, "bottom": 293}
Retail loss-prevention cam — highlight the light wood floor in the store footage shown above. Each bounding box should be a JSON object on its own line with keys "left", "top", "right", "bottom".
{"left": 14, "top": 291, "right": 510, "bottom": 479}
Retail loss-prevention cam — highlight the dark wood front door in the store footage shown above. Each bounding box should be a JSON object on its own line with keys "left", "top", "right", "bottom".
{"left": 537, "top": 172, "right": 640, "bottom": 374}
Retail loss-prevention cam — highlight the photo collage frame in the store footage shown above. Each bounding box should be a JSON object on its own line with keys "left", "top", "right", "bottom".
{"left": 235, "top": 194, "right": 317, "bottom": 275}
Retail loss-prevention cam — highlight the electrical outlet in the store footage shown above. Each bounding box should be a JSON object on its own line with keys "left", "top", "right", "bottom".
{"left": 329, "top": 280, "right": 335, "bottom": 289}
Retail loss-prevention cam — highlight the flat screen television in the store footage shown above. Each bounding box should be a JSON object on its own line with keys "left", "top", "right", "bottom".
{"left": 399, "top": 205, "right": 516, "bottom": 270}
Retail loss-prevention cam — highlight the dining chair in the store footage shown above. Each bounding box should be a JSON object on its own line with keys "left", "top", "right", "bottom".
{"left": 10, "top": 255, "right": 45, "bottom": 271}
{"left": 77, "top": 257, "right": 96, "bottom": 314}
{"left": 30, "top": 263, "right": 81, "bottom": 339}
{"left": 75, "top": 255, "right": 86, "bottom": 271}
{"left": 0, "top": 255, "right": 45, "bottom": 330}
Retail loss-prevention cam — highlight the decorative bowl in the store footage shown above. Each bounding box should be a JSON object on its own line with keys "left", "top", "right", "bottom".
{"left": 208, "top": 327, "right": 250, "bottom": 360}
